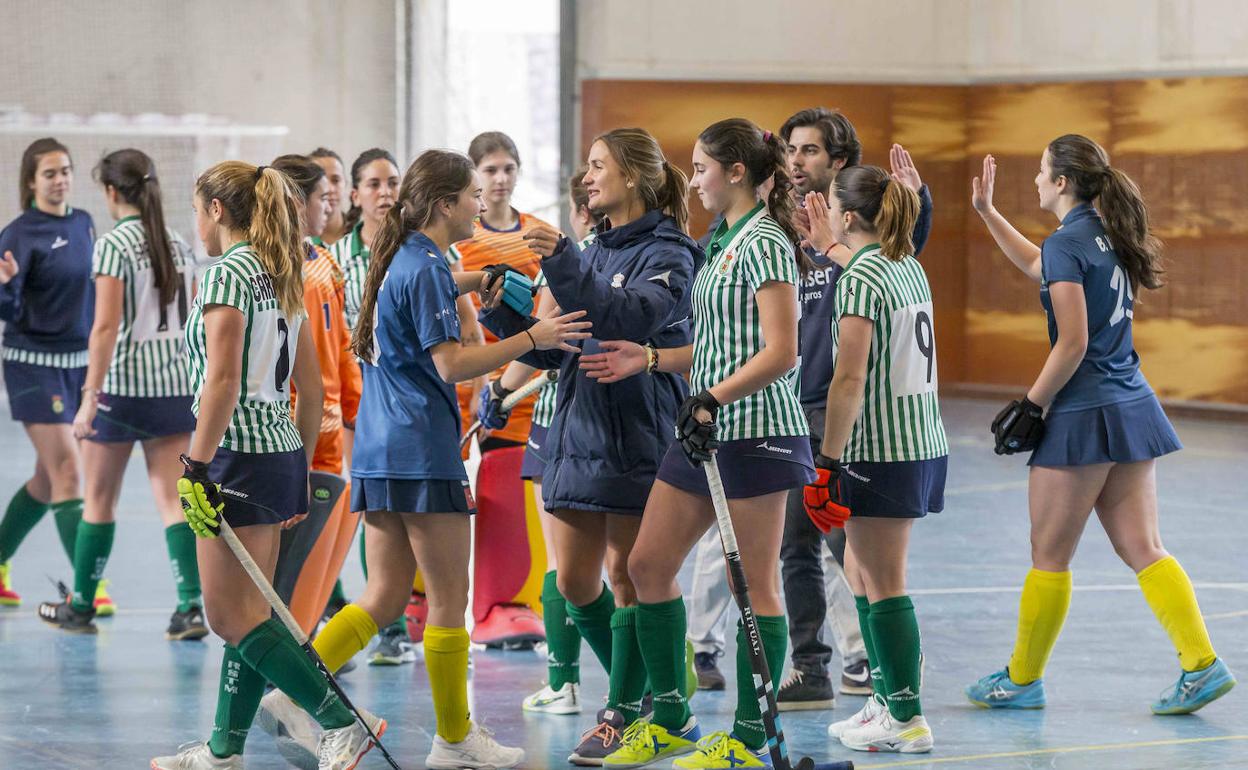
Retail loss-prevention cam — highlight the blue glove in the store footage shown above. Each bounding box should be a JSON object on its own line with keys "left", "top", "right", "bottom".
{"left": 500, "top": 272, "right": 535, "bottom": 316}
{"left": 477, "top": 379, "right": 514, "bottom": 430}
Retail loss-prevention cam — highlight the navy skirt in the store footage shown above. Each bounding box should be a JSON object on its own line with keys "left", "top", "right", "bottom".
{"left": 1030, "top": 394, "right": 1181, "bottom": 467}
{"left": 520, "top": 423, "right": 550, "bottom": 480}
{"left": 90, "top": 394, "right": 195, "bottom": 442}
{"left": 657, "top": 435, "right": 815, "bottom": 500}
{"left": 3, "top": 360, "right": 84, "bottom": 424}
{"left": 352, "top": 477, "right": 476, "bottom": 515}
{"left": 842, "top": 456, "right": 947, "bottom": 519}
{"left": 212, "top": 446, "right": 309, "bottom": 527}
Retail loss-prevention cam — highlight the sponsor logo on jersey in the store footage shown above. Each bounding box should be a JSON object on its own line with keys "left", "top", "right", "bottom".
{"left": 756, "top": 440, "right": 793, "bottom": 455}
{"left": 51, "top": 236, "right": 69, "bottom": 250}
{"left": 611, "top": 273, "right": 625, "bottom": 288}
{"left": 250, "top": 272, "right": 277, "bottom": 303}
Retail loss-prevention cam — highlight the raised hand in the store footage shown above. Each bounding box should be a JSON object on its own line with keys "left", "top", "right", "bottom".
{"left": 972, "top": 154, "right": 997, "bottom": 215}
{"left": 0, "top": 251, "right": 19, "bottom": 284}
{"left": 527, "top": 308, "right": 592, "bottom": 352}
{"left": 890, "top": 144, "right": 923, "bottom": 192}
{"left": 802, "top": 191, "right": 838, "bottom": 256}
{"left": 522, "top": 224, "right": 563, "bottom": 258}
{"left": 579, "top": 340, "right": 647, "bottom": 383}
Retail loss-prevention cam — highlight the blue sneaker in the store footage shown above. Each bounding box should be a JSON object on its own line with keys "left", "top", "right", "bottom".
{"left": 965, "top": 668, "right": 1046, "bottom": 709}
{"left": 1152, "top": 658, "right": 1236, "bottom": 715}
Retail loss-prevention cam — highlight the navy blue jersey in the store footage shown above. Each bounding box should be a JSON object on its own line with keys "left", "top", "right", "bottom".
{"left": 1040, "top": 203, "right": 1152, "bottom": 413}
{"left": 352, "top": 232, "right": 467, "bottom": 481}
{"left": 798, "top": 184, "right": 933, "bottom": 408}
{"left": 0, "top": 207, "right": 95, "bottom": 357}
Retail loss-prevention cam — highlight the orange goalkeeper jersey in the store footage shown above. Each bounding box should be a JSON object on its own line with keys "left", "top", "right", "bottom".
{"left": 294, "top": 241, "right": 362, "bottom": 473}
{"left": 450, "top": 212, "right": 551, "bottom": 445}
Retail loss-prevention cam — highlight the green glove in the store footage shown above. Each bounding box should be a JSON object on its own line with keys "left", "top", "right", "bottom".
{"left": 178, "top": 454, "right": 224, "bottom": 538}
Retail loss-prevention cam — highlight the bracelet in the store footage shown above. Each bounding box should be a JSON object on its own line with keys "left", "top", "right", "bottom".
{"left": 523, "top": 329, "right": 537, "bottom": 351}
{"left": 644, "top": 344, "right": 659, "bottom": 374}
{"left": 80, "top": 386, "right": 100, "bottom": 399}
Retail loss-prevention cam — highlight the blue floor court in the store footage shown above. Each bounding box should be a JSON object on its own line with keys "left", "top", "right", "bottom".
{"left": 1, "top": 398, "right": 1245, "bottom": 770}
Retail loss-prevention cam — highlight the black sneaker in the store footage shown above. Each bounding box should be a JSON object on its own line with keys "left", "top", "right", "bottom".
{"left": 776, "top": 668, "right": 835, "bottom": 711}
{"left": 38, "top": 586, "right": 97, "bottom": 635}
{"left": 568, "top": 707, "right": 626, "bottom": 766}
{"left": 166, "top": 606, "right": 210, "bottom": 641}
{"left": 694, "top": 651, "right": 725, "bottom": 691}
{"left": 840, "top": 658, "right": 873, "bottom": 696}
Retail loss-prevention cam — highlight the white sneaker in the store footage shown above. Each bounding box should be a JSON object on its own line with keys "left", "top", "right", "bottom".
{"left": 522, "top": 681, "right": 581, "bottom": 714}
{"left": 316, "top": 708, "right": 387, "bottom": 770}
{"left": 256, "top": 690, "right": 321, "bottom": 770}
{"left": 426, "top": 722, "right": 526, "bottom": 769}
{"left": 827, "top": 693, "right": 885, "bottom": 740}
{"left": 839, "top": 708, "right": 932, "bottom": 754}
{"left": 150, "top": 742, "right": 243, "bottom": 769}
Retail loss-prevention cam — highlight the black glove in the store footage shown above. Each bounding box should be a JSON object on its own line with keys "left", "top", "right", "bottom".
{"left": 482, "top": 263, "right": 523, "bottom": 294}
{"left": 676, "top": 390, "right": 721, "bottom": 465}
{"left": 477, "top": 378, "right": 514, "bottom": 430}
{"left": 991, "top": 397, "right": 1046, "bottom": 455}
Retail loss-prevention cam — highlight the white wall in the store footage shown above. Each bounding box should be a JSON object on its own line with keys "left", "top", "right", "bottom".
{"left": 577, "top": 0, "right": 1248, "bottom": 82}
{"left": 0, "top": 0, "right": 400, "bottom": 160}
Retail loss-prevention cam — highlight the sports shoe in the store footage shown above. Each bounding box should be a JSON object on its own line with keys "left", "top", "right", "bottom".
{"left": 569, "top": 707, "right": 627, "bottom": 766}
{"left": 1152, "top": 658, "right": 1236, "bottom": 715}
{"left": 694, "top": 651, "right": 725, "bottom": 691}
{"left": 404, "top": 590, "right": 428, "bottom": 643}
{"left": 37, "top": 583, "right": 97, "bottom": 634}
{"left": 426, "top": 721, "right": 525, "bottom": 769}
{"left": 827, "top": 692, "right": 885, "bottom": 740}
{"left": 965, "top": 668, "right": 1046, "bottom": 709}
{"left": 776, "top": 668, "right": 835, "bottom": 711}
{"left": 369, "top": 623, "right": 416, "bottom": 666}
{"left": 315, "top": 709, "right": 386, "bottom": 770}
{"left": 603, "top": 716, "right": 701, "bottom": 768}
{"left": 256, "top": 690, "right": 320, "bottom": 770}
{"left": 93, "top": 579, "right": 115, "bottom": 617}
{"left": 150, "top": 742, "right": 243, "bottom": 769}
{"left": 523, "top": 681, "right": 581, "bottom": 714}
{"left": 673, "top": 731, "right": 771, "bottom": 768}
{"left": 166, "top": 606, "right": 209, "bottom": 641}
{"left": 472, "top": 602, "right": 545, "bottom": 648}
{"left": 839, "top": 699, "right": 932, "bottom": 754}
{"left": 0, "top": 562, "right": 19, "bottom": 606}
{"left": 840, "top": 658, "right": 872, "bottom": 696}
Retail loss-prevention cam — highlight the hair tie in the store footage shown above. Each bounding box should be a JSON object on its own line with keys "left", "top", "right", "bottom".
{"left": 763, "top": 130, "right": 772, "bottom": 142}
{"left": 254, "top": 165, "right": 268, "bottom": 181}
{"left": 141, "top": 174, "right": 153, "bottom": 183}
{"left": 879, "top": 177, "right": 891, "bottom": 195}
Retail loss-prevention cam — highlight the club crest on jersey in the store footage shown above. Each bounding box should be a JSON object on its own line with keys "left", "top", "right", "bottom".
{"left": 611, "top": 273, "right": 625, "bottom": 288}
{"left": 719, "top": 251, "right": 736, "bottom": 274}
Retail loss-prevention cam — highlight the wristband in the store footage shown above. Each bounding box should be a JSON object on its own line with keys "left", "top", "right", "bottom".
{"left": 523, "top": 329, "right": 537, "bottom": 351}
{"left": 644, "top": 344, "right": 659, "bottom": 374}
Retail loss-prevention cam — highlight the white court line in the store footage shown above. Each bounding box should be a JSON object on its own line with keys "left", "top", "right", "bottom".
{"left": 909, "top": 581, "right": 1248, "bottom": 596}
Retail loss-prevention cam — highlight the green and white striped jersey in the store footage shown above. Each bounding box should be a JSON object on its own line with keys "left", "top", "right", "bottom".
{"left": 832, "top": 244, "right": 947, "bottom": 463}
{"left": 185, "top": 242, "right": 305, "bottom": 454}
{"left": 331, "top": 222, "right": 369, "bottom": 329}
{"left": 92, "top": 216, "right": 197, "bottom": 397}
{"left": 690, "top": 203, "right": 807, "bottom": 441}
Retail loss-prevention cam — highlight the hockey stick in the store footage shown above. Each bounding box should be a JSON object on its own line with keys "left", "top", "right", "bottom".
{"left": 218, "top": 518, "right": 403, "bottom": 770}
{"left": 459, "top": 368, "right": 559, "bottom": 450}
{"left": 703, "top": 455, "right": 854, "bottom": 770}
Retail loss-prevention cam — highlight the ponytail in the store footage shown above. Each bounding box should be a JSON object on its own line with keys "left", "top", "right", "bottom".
{"left": 657, "top": 160, "right": 690, "bottom": 233}
{"left": 875, "top": 179, "right": 919, "bottom": 260}
{"left": 95, "top": 148, "right": 178, "bottom": 305}
{"left": 761, "top": 130, "right": 812, "bottom": 274}
{"left": 248, "top": 167, "right": 306, "bottom": 319}
{"left": 352, "top": 150, "right": 476, "bottom": 363}
{"left": 1046, "top": 133, "right": 1164, "bottom": 292}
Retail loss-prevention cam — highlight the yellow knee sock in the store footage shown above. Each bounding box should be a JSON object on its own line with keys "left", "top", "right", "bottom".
{"left": 425, "top": 625, "right": 471, "bottom": 743}
{"left": 313, "top": 603, "right": 378, "bottom": 673}
{"left": 1138, "top": 556, "right": 1217, "bottom": 672}
{"left": 1008, "top": 568, "right": 1072, "bottom": 685}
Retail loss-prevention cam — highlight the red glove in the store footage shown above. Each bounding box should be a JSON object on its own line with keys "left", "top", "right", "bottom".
{"left": 803, "top": 454, "right": 850, "bottom": 532}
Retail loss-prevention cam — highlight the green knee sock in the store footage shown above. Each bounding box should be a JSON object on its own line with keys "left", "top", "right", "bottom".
{"left": 164, "top": 523, "right": 201, "bottom": 612}
{"left": 606, "top": 606, "right": 650, "bottom": 723}
{"left": 855, "top": 595, "right": 884, "bottom": 698}
{"left": 71, "top": 521, "right": 114, "bottom": 612}
{"left": 237, "top": 618, "right": 353, "bottom": 730}
{"left": 868, "top": 596, "right": 923, "bottom": 721}
{"left": 733, "top": 615, "right": 788, "bottom": 750}
{"left": 207, "top": 644, "right": 267, "bottom": 758}
{"left": 0, "top": 486, "right": 48, "bottom": 563}
{"left": 51, "top": 499, "right": 83, "bottom": 564}
{"left": 359, "top": 535, "right": 368, "bottom": 579}
{"left": 636, "top": 597, "right": 691, "bottom": 731}
{"left": 542, "top": 571, "right": 581, "bottom": 689}
{"left": 566, "top": 583, "right": 615, "bottom": 673}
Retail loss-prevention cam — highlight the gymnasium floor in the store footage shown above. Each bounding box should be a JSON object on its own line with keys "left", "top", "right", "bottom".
{"left": 0, "top": 398, "right": 1244, "bottom": 770}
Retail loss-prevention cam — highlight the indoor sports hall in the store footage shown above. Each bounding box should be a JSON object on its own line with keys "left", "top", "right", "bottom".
{"left": 1, "top": 2, "right": 1245, "bottom": 770}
